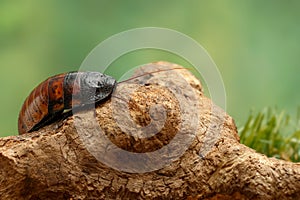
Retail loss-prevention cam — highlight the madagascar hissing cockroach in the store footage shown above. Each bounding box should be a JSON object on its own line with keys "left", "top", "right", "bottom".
{"left": 18, "top": 71, "right": 116, "bottom": 134}
{"left": 18, "top": 68, "right": 185, "bottom": 135}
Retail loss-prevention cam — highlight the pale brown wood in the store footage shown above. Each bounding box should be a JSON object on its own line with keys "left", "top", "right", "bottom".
{"left": 0, "top": 62, "right": 299, "bottom": 199}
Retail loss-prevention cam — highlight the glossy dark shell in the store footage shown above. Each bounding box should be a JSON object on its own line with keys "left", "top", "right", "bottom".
{"left": 18, "top": 72, "right": 116, "bottom": 134}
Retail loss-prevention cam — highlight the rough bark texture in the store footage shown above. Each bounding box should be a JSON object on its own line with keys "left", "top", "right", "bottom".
{"left": 0, "top": 61, "right": 299, "bottom": 200}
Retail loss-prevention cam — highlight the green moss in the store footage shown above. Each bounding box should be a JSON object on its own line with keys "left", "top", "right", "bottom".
{"left": 239, "top": 107, "right": 300, "bottom": 162}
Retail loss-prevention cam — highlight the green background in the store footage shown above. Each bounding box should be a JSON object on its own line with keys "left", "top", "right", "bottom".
{"left": 1, "top": 1, "right": 300, "bottom": 136}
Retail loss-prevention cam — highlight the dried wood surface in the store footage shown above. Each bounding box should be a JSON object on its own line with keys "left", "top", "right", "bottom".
{"left": 0, "top": 62, "right": 299, "bottom": 200}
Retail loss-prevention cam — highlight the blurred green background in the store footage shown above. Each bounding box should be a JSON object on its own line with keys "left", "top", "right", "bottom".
{"left": 1, "top": 1, "right": 300, "bottom": 136}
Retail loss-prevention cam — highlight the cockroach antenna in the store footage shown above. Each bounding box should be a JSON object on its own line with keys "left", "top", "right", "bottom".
{"left": 112, "top": 67, "right": 190, "bottom": 104}
{"left": 117, "top": 67, "right": 190, "bottom": 84}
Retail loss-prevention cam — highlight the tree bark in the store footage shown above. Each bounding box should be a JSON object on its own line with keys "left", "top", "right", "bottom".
{"left": 0, "top": 61, "right": 299, "bottom": 200}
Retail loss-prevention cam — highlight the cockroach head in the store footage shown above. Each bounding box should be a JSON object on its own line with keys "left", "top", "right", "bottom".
{"left": 81, "top": 72, "right": 116, "bottom": 103}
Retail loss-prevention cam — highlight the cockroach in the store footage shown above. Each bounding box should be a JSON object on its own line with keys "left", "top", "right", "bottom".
{"left": 18, "top": 68, "right": 185, "bottom": 135}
